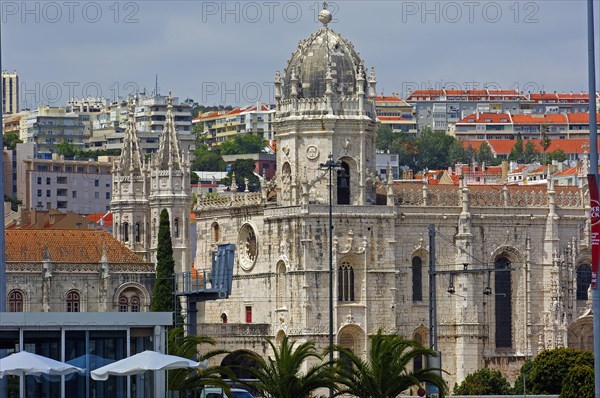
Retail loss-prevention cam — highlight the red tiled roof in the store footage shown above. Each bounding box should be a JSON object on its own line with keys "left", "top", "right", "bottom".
{"left": 5, "top": 229, "right": 147, "bottom": 264}
{"left": 462, "top": 138, "right": 599, "bottom": 155}
{"left": 512, "top": 114, "right": 568, "bottom": 124}
{"left": 86, "top": 212, "right": 113, "bottom": 228}
{"left": 567, "top": 112, "right": 600, "bottom": 124}
{"left": 375, "top": 96, "right": 402, "bottom": 102}
{"left": 456, "top": 113, "right": 511, "bottom": 124}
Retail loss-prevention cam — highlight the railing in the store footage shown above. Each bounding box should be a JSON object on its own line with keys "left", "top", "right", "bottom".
{"left": 176, "top": 269, "right": 212, "bottom": 294}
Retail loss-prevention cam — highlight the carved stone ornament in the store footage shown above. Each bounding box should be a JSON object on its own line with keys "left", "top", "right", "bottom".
{"left": 238, "top": 223, "right": 258, "bottom": 271}
{"left": 306, "top": 145, "right": 319, "bottom": 160}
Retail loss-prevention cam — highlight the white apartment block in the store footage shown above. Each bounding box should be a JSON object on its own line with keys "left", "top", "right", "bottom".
{"left": 91, "top": 93, "right": 194, "bottom": 154}
{"left": 193, "top": 104, "right": 275, "bottom": 147}
{"left": 19, "top": 106, "right": 85, "bottom": 157}
{"left": 2, "top": 70, "right": 19, "bottom": 115}
{"left": 19, "top": 154, "right": 112, "bottom": 214}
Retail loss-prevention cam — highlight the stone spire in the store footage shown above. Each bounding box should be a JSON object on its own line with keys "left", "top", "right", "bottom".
{"left": 118, "top": 96, "right": 143, "bottom": 175}
{"left": 156, "top": 91, "right": 183, "bottom": 171}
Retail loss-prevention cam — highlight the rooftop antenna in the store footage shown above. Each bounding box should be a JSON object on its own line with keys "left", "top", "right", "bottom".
{"left": 155, "top": 74, "right": 159, "bottom": 97}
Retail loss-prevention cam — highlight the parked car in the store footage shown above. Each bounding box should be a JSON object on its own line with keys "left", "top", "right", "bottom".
{"left": 199, "top": 387, "right": 254, "bottom": 398}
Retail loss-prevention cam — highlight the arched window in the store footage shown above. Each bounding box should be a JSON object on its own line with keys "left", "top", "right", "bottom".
{"left": 412, "top": 256, "right": 423, "bottom": 302}
{"left": 66, "top": 291, "right": 81, "bottom": 312}
{"left": 130, "top": 296, "right": 140, "bottom": 312}
{"left": 135, "top": 223, "right": 141, "bottom": 243}
{"left": 413, "top": 332, "right": 425, "bottom": 371}
{"left": 276, "top": 261, "right": 287, "bottom": 309}
{"left": 495, "top": 256, "right": 512, "bottom": 348}
{"left": 337, "top": 161, "right": 350, "bottom": 205}
{"left": 576, "top": 264, "right": 592, "bottom": 300}
{"left": 221, "top": 313, "right": 228, "bottom": 324}
{"left": 212, "top": 222, "right": 220, "bottom": 242}
{"left": 119, "top": 296, "right": 128, "bottom": 312}
{"left": 8, "top": 290, "right": 24, "bottom": 312}
{"left": 123, "top": 222, "right": 129, "bottom": 242}
{"left": 174, "top": 218, "right": 180, "bottom": 238}
{"left": 338, "top": 262, "right": 355, "bottom": 302}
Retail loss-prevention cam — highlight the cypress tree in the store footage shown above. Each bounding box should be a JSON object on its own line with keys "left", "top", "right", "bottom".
{"left": 151, "top": 209, "right": 181, "bottom": 323}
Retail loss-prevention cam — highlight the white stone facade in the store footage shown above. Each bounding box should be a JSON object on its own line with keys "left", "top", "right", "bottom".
{"left": 190, "top": 13, "right": 595, "bottom": 390}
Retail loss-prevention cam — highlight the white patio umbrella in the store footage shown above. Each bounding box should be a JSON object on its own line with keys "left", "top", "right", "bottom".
{"left": 0, "top": 350, "right": 85, "bottom": 378}
{"left": 91, "top": 350, "right": 207, "bottom": 381}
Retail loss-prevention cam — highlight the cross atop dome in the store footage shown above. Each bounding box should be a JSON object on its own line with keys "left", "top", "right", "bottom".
{"left": 318, "top": 1, "right": 333, "bottom": 27}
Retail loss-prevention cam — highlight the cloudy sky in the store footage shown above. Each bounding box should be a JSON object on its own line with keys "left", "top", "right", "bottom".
{"left": 2, "top": 0, "right": 599, "bottom": 108}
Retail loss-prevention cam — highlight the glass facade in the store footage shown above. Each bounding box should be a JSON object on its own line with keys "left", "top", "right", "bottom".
{"left": 0, "top": 313, "right": 169, "bottom": 398}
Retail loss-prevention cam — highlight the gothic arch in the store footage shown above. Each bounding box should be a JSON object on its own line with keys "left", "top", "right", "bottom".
{"left": 8, "top": 289, "right": 26, "bottom": 312}
{"left": 275, "top": 330, "right": 286, "bottom": 345}
{"left": 66, "top": 290, "right": 82, "bottom": 312}
{"left": 411, "top": 248, "right": 428, "bottom": 303}
{"left": 211, "top": 221, "right": 221, "bottom": 243}
{"left": 337, "top": 324, "right": 365, "bottom": 357}
{"left": 113, "top": 282, "right": 151, "bottom": 312}
{"left": 276, "top": 260, "right": 287, "bottom": 310}
{"left": 412, "top": 325, "right": 429, "bottom": 371}
{"left": 338, "top": 256, "right": 361, "bottom": 302}
{"left": 568, "top": 315, "right": 593, "bottom": 351}
{"left": 221, "top": 350, "right": 261, "bottom": 380}
{"left": 490, "top": 246, "right": 522, "bottom": 350}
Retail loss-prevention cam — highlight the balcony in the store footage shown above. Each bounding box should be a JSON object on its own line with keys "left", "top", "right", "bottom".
{"left": 195, "top": 323, "right": 270, "bottom": 338}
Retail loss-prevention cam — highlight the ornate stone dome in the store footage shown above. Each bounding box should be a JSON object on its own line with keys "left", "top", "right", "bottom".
{"left": 282, "top": 27, "right": 365, "bottom": 99}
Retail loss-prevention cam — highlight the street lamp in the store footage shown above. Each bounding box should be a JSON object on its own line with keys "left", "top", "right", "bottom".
{"left": 319, "top": 153, "right": 342, "bottom": 398}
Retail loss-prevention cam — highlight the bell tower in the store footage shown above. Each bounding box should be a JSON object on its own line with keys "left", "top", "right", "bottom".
{"left": 148, "top": 92, "right": 192, "bottom": 274}
{"left": 111, "top": 96, "right": 150, "bottom": 260}
{"left": 273, "top": 2, "right": 378, "bottom": 207}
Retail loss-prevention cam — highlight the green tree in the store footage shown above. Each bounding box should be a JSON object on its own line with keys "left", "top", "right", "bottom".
{"left": 151, "top": 209, "right": 181, "bottom": 324}
{"left": 523, "top": 140, "right": 540, "bottom": 163}
{"left": 167, "top": 327, "right": 232, "bottom": 393}
{"left": 417, "top": 130, "right": 455, "bottom": 170}
{"left": 4, "top": 195, "right": 22, "bottom": 212}
{"left": 243, "top": 335, "right": 337, "bottom": 398}
{"left": 191, "top": 144, "right": 226, "bottom": 171}
{"left": 56, "top": 141, "right": 78, "bottom": 159}
{"left": 389, "top": 132, "right": 418, "bottom": 170}
{"left": 477, "top": 142, "right": 499, "bottom": 166}
{"left": 2, "top": 131, "right": 22, "bottom": 150}
{"left": 546, "top": 149, "right": 567, "bottom": 164}
{"left": 523, "top": 347, "right": 593, "bottom": 394}
{"left": 559, "top": 364, "right": 595, "bottom": 398}
{"left": 540, "top": 124, "right": 552, "bottom": 164}
{"left": 447, "top": 141, "right": 468, "bottom": 165}
{"left": 220, "top": 134, "right": 266, "bottom": 155}
{"left": 332, "top": 330, "right": 447, "bottom": 398}
{"left": 509, "top": 135, "right": 524, "bottom": 162}
{"left": 453, "top": 368, "right": 511, "bottom": 395}
{"left": 222, "top": 159, "right": 260, "bottom": 192}
{"left": 376, "top": 125, "right": 395, "bottom": 151}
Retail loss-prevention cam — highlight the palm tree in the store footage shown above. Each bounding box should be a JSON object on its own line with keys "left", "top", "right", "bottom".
{"left": 241, "top": 335, "right": 337, "bottom": 398}
{"left": 332, "top": 330, "right": 447, "bottom": 398}
{"left": 167, "top": 327, "right": 232, "bottom": 393}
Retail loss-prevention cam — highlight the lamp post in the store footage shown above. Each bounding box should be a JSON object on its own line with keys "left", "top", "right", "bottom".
{"left": 320, "top": 153, "right": 342, "bottom": 398}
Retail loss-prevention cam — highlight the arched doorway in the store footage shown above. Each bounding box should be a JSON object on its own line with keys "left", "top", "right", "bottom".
{"left": 337, "top": 161, "right": 350, "bottom": 205}
{"left": 221, "top": 350, "right": 260, "bottom": 380}
{"left": 568, "top": 316, "right": 594, "bottom": 351}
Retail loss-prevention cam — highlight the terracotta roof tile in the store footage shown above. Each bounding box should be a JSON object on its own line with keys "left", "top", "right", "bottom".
{"left": 5, "top": 229, "right": 147, "bottom": 264}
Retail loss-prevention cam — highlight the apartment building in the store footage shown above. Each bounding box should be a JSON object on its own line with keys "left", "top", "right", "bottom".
{"left": 374, "top": 95, "right": 417, "bottom": 135}
{"left": 19, "top": 106, "right": 85, "bottom": 157}
{"left": 2, "top": 70, "right": 19, "bottom": 115}
{"left": 91, "top": 93, "right": 194, "bottom": 154}
{"left": 406, "top": 89, "right": 528, "bottom": 132}
{"left": 406, "top": 89, "right": 598, "bottom": 133}
{"left": 454, "top": 112, "right": 600, "bottom": 140}
{"left": 14, "top": 143, "right": 112, "bottom": 214}
{"left": 193, "top": 104, "right": 275, "bottom": 147}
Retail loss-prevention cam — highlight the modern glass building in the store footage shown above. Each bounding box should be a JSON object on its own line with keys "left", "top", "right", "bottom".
{"left": 0, "top": 312, "right": 172, "bottom": 398}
